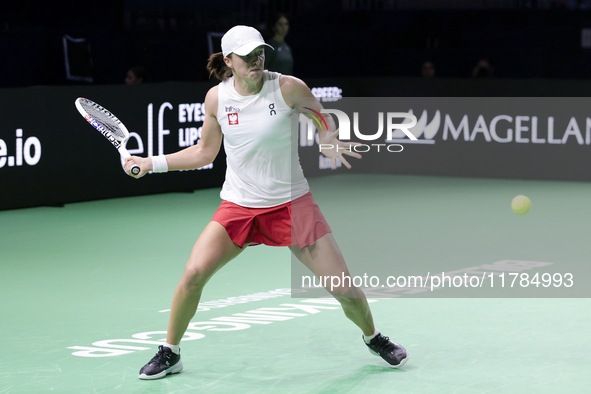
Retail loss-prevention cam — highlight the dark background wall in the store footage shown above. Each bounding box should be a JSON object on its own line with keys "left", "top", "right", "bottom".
{"left": 2, "top": 77, "right": 591, "bottom": 211}
{"left": 4, "top": 0, "right": 591, "bottom": 211}
{"left": 3, "top": 0, "right": 591, "bottom": 87}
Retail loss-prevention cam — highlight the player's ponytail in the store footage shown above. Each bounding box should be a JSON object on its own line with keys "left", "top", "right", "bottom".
{"left": 207, "top": 52, "right": 233, "bottom": 81}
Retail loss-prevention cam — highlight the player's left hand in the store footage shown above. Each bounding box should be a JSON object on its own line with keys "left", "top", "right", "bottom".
{"left": 319, "top": 128, "right": 362, "bottom": 169}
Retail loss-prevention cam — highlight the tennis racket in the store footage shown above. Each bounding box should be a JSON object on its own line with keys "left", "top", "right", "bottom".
{"left": 75, "top": 97, "right": 140, "bottom": 176}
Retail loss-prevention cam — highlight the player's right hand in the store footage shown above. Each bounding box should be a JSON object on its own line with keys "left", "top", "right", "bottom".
{"left": 125, "top": 156, "right": 150, "bottom": 178}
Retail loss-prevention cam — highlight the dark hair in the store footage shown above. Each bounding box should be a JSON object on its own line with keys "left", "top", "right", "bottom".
{"left": 266, "top": 13, "right": 288, "bottom": 39}
{"left": 207, "top": 52, "right": 232, "bottom": 81}
{"left": 269, "top": 13, "right": 288, "bottom": 29}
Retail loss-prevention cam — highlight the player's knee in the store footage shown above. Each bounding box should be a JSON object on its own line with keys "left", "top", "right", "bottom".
{"left": 181, "top": 264, "right": 211, "bottom": 291}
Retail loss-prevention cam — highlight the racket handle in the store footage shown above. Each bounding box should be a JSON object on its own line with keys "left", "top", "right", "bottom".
{"left": 119, "top": 146, "right": 140, "bottom": 176}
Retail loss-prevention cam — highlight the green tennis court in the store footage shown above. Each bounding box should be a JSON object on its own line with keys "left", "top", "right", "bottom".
{"left": 1, "top": 174, "right": 590, "bottom": 393}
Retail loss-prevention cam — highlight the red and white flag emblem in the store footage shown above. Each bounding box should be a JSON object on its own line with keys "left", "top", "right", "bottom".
{"left": 228, "top": 113, "right": 239, "bottom": 125}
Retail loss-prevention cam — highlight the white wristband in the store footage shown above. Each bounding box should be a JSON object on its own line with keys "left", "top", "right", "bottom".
{"left": 151, "top": 155, "right": 168, "bottom": 173}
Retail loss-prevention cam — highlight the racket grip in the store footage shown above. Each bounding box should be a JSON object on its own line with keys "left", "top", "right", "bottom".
{"left": 119, "top": 146, "right": 141, "bottom": 176}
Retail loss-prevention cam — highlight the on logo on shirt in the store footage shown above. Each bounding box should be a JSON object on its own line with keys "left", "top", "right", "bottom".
{"left": 228, "top": 113, "right": 239, "bottom": 125}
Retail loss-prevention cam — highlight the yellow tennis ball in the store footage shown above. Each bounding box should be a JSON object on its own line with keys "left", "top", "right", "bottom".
{"left": 511, "top": 195, "right": 531, "bottom": 215}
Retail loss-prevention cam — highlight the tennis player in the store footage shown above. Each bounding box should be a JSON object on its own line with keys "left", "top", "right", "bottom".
{"left": 125, "top": 25, "right": 408, "bottom": 380}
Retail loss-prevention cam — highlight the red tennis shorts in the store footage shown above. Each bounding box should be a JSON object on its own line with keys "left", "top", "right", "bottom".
{"left": 211, "top": 191, "right": 332, "bottom": 249}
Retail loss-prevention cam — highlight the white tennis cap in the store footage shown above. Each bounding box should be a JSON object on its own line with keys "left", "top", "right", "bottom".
{"left": 221, "top": 25, "right": 273, "bottom": 57}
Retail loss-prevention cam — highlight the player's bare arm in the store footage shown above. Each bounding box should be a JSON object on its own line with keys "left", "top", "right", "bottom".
{"left": 125, "top": 87, "right": 223, "bottom": 177}
{"left": 164, "top": 87, "right": 222, "bottom": 171}
{"left": 279, "top": 75, "right": 361, "bottom": 169}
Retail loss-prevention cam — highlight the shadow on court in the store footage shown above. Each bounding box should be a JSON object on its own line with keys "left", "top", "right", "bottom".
{"left": 315, "top": 364, "right": 407, "bottom": 394}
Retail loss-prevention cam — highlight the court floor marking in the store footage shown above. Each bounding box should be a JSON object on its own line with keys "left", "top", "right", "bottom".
{"left": 66, "top": 259, "right": 556, "bottom": 359}
{"left": 67, "top": 294, "right": 377, "bottom": 359}
{"left": 158, "top": 288, "right": 293, "bottom": 313}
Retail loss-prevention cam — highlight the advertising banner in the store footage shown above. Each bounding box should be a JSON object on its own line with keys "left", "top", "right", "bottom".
{"left": 297, "top": 97, "right": 591, "bottom": 182}
{"left": 0, "top": 82, "right": 224, "bottom": 210}
{"left": 3, "top": 78, "right": 591, "bottom": 210}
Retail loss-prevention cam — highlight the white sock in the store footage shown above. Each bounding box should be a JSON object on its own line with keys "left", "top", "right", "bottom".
{"left": 164, "top": 343, "right": 180, "bottom": 355}
{"left": 363, "top": 329, "right": 379, "bottom": 344}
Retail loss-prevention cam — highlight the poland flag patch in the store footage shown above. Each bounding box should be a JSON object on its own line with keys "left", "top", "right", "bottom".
{"left": 228, "top": 113, "right": 239, "bottom": 125}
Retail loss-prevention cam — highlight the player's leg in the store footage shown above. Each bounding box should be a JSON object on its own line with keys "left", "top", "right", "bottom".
{"left": 139, "top": 221, "right": 244, "bottom": 380}
{"left": 290, "top": 233, "right": 375, "bottom": 334}
{"left": 167, "top": 221, "right": 244, "bottom": 344}
{"left": 290, "top": 233, "right": 408, "bottom": 368}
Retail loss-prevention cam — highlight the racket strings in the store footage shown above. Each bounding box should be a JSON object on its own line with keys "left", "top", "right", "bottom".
{"left": 80, "top": 101, "right": 127, "bottom": 140}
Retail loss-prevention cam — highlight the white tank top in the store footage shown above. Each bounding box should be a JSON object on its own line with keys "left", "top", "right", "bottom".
{"left": 216, "top": 71, "right": 309, "bottom": 208}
